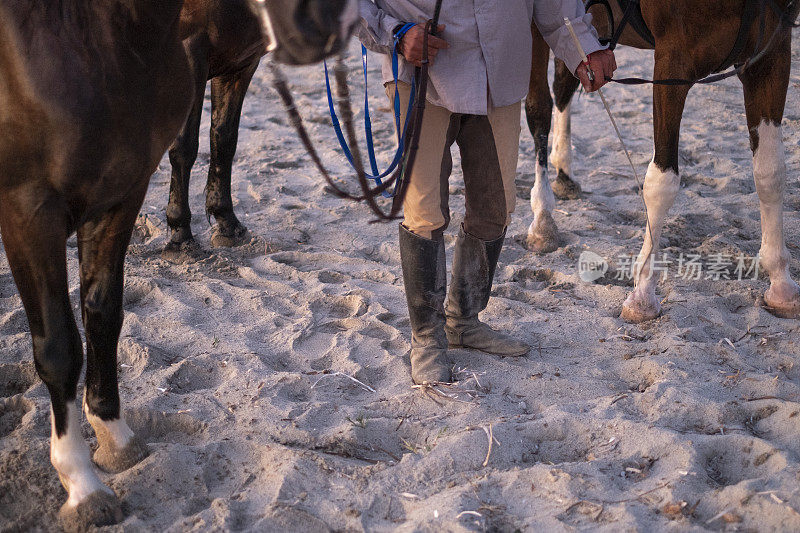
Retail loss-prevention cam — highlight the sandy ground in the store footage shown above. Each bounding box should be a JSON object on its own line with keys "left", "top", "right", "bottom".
{"left": 2, "top": 35, "right": 800, "bottom": 532}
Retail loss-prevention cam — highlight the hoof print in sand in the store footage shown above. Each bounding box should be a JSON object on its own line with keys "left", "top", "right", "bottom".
{"left": 263, "top": 505, "right": 332, "bottom": 533}
{"left": 558, "top": 500, "right": 608, "bottom": 528}
{"left": 126, "top": 409, "right": 207, "bottom": 445}
{"left": 123, "top": 277, "right": 157, "bottom": 307}
{"left": 0, "top": 395, "right": 33, "bottom": 437}
{"left": 161, "top": 240, "right": 212, "bottom": 264}
{"left": 166, "top": 359, "right": 221, "bottom": 394}
{"left": 210, "top": 226, "right": 251, "bottom": 248}
{"left": 317, "top": 270, "right": 348, "bottom": 284}
{"left": 701, "top": 436, "right": 786, "bottom": 487}
{"left": 0, "top": 362, "right": 38, "bottom": 397}
{"left": 309, "top": 294, "right": 370, "bottom": 319}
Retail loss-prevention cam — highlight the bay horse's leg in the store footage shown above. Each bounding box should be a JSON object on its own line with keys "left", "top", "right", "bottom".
{"left": 165, "top": 38, "right": 210, "bottom": 256}
{"left": 525, "top": 23, "right": 559, "bottom": 253}
{"left": 621, "top": 57, "right": 690, "bottom": 323}
{"left": 77, "top": 191, "right": 150, "bottom": 475}
{"left": 739, "top": 36, "right": 800, "bottom": 318}
{"left": 550, "top": 58, "right": 582, "bottom": 200}
{"left": 206, "top": 60, "right": 260, "bottom": 248}
{"left": 0, "top": 193, "right": 121, "bottom": 526}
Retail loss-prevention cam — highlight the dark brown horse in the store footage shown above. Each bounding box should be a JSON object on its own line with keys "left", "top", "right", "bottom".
{"left": 0, "top": 0, "right": 354, "bottom": 527}
{"left": 166, "top": 0, "right": 356, "bottom": 257}
{"left": 164, "top": 0, "right": 264, "bottom": 255}
{"left": 525, "top": 0, "right": 800, "bottom": 322}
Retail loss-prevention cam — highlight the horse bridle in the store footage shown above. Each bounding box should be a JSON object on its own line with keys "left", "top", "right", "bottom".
{"left": 268, "top": 1, "right": 444, "bottom": 221}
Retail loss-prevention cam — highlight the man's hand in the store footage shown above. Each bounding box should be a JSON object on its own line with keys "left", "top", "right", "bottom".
{"left": 575, "top": 49, "right": 617, "bottom": 92}
{"left": 398, "top": 24, "right": 449, "bottom": 68}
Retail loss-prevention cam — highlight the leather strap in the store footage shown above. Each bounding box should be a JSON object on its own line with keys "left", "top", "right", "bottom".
{"left": 618, "top": 0, "right": 655, "bottom": 48}
{"left": 715, "top": 0, "right": 761, "bottom": 72}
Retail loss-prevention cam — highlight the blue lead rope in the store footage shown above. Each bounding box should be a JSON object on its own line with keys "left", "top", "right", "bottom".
{"left": 323, "top": 23, "right": 417, "bottom": 197}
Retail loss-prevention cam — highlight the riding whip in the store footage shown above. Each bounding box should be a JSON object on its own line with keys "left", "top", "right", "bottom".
{"left": 564, "top": 18, "right": 655, "bottom": 283}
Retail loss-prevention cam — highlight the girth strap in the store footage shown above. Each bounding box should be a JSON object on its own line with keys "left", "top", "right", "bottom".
{"left": 715, "top": 0, "right": 762, "bottom": 72}
{"left": 616, "top": 0, "right": 655, "bottom": 48}
{"left": 586, "top": 0, "right": 655, "bottom": 49}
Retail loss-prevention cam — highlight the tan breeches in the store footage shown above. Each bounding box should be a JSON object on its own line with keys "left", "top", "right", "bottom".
{"left": 387, "top": 82, "right": 521, "bottom": 240}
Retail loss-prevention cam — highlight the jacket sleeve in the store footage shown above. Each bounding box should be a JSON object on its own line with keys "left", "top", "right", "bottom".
{"left": 358, "top": 0, "right": 402, "bottom": 55}
{"left": 532, "top": 0, "right": 605, "bottom": 75}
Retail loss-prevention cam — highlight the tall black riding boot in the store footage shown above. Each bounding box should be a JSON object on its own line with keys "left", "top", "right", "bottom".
{"left": 399, "top": 224, "right": 452, "bottom": 384}
{"left": 446, "top": 225, "right": 530, "bottom": 356}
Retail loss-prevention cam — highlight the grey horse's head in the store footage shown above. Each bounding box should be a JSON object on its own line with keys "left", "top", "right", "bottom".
{"left": 248, "top": 0, "right": 358, "bottom": 65}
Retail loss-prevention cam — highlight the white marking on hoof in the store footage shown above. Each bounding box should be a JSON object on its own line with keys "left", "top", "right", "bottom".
{"left": 621, "top": 287, "right": 662, "bottom": 323}
{"left": 83, "top": 398, "right": 148, "bottom": 472}
{"left": 764, "top": 280, "right": 800, "bottom": 318}
{"left": 752, "top": 120, "right": 798, "bottom": 316}
{"left": 84, "top": 405, "right": 134, "bottom": 451}
{"left": 550, "top": 103, "right": 572, "bottom": 177}
{"left": 528, "top": 160, "right": 559, "bottom": 252}
{"left": 51, "top": 403, "right": 112, "bottom": 510}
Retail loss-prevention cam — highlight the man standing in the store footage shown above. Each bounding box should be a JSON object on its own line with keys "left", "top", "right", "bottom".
{"left": 359, "top": 1, "right": 615, "bottom": 384}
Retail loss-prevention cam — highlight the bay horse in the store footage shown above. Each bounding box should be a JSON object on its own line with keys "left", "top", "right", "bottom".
{"left": 0, "top": 0, "right": 355, "bottom": 528}
{"left": 525, "top": 0, "right": 800, "bottom": 322}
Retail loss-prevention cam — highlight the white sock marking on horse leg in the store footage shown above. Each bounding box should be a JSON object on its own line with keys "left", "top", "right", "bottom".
{"left": 51, "top": 402, "right": 112, "bottom": 509}
{"left": 753, "top": 120, "right": 799, "bottom": 304}
{"left": 550, "top": 103, "right": 572, "bottom": 177}
{"left": 531, "top": 159, "right": 556, "bottom": 220}
{"left": 625, "top": 161, "right": 680, "bottom": 314}
{"left": 84, "top": 400, "right": 134, "bottom": 451}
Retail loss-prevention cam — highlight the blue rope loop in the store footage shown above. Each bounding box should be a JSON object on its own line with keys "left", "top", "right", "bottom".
{"left": 323, "top": 23, "right": 417, "bottom": 198}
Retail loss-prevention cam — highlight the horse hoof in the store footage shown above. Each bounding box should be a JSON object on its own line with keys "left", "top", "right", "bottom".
{"left": 161, "top": 239, "right": 210, "bottom": 264}
{"left": 526, "top": 212, "right": 559, "bottom": 253}
{"left": 551, "top": 170, "right": 581, "bottom": 200}
{"left": 763, "top": 286, "right": 800, "bottom": 319}
{"left": 59, "top": 491, "right": 123, "bottom": 531}
{"left": 621, "top": 291, "right": 661, "bottom": 323}
{"left": 210, "top": 225, "right": 250, "bottom": 248}
{"left": 93, "top": 435, "right": 149, "bottom": 473}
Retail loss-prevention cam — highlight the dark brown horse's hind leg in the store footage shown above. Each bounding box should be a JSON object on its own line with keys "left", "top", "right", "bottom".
{"left": 78, "top": 193, "right": 150, "bottom": 474}
{"left": 0, "top": 193, "right": 120, "bottom": 526}
{"left": 525, "top": 23, "right": 559, "bottom": 253}
{"left": 165, "top": 37, "right": 211, "bottom": 260}
{"left": 739, "top": 35, "right": 800, "bottom": 318}
{"left": 550, "top": 58, "right": 582, "bottom": 200}
{"left": 206, "top": 60, "right": 260, "bottom": 248}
